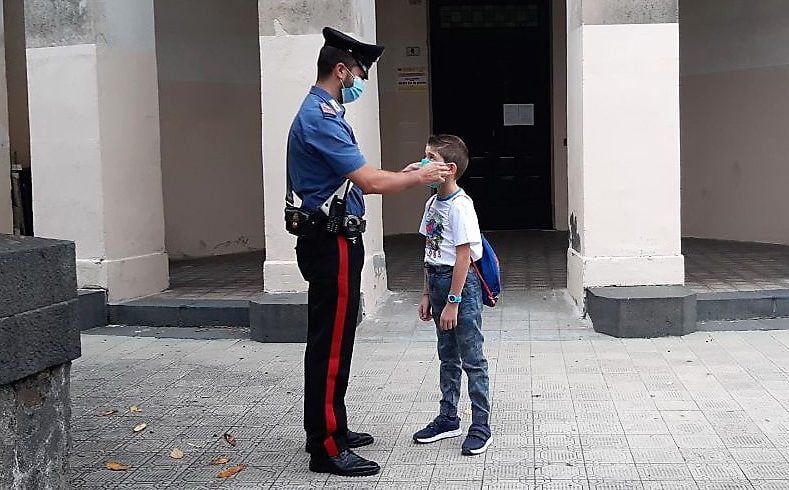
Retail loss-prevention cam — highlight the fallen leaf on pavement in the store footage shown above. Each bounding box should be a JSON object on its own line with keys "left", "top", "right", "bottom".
{"left": 223, "top": 432, "right": 237, "bottom": 447}
{"left": 99, "top": 410, "right": 118, "bottom": 417}
{"left": 208, "top": 457, "right": 230, "bottom": 465}
{"left": 217, "top": 464, "right": 246, "bottom": 478}
{"left": 170, "top": 448, "right": 184, "bottom": 459}
{"left": 105, "top": 461, "right": 129, "bottom": 471}
{"left": 133, "top": 423, "right": 147, "bottom": 433}
{"left": 130, "top": 405, "right": 143, "bottom": 413}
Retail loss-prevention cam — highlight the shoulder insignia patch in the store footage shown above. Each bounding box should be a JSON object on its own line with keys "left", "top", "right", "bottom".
{"left": 320, "top": 102, "right": 336, "bottom": 117}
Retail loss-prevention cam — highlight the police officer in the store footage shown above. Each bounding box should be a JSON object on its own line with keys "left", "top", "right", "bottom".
{"left": 286, "top": 27, "right": 449, "bottom": 477}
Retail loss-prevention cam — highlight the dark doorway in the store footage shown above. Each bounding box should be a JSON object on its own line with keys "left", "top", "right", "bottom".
{"left": 429, "top": 0, "right": 552, "bottom": 230}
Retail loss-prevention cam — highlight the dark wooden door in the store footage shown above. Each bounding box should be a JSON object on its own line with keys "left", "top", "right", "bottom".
{"left": 429, "top": 0, "right": 552, "bottom": 230}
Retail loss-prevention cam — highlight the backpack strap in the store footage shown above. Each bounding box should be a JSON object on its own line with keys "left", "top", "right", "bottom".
{"left": 431, "top": 190, "right": 477, "bottom": 265}
{"left": 428, "top": 193, "right": 438, "bottom": 206}
{"left": 426, "top": 193, "right": 438, "bottom": 213}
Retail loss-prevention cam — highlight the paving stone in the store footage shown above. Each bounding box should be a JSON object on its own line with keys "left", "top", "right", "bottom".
{"left": 586, "top": 463, "right": 640, "bottom": 481}
{"left": 739, "top": 463, "right": 789, "bottom": 480}
{"left": 582, "top": 448, "right": 634, "bottom": 464}
{"left": 535, "top": 462, "right": 586, "bottom": 480}
{"left": 378, "top": 464, "right": 434, "bottom": 481}
{"left": 695, "top": 483, "right": 754, "bottom": 490}
{"left": 482, "top": 481, "right": 537, "bottom": 490}
{"left": 629, "top": 448, "right": 684, "bottom": 464}
{"left": 586, "top": 479, "right": 641, "bottom": 489}
{"left": 636, "top": 463, "right": 692, "bottom": 480}
{"left": 641, "top": 483, "right": 697, "bottom": 490}
{"left": 688, "top": 463, "right": 748, "bottom": 481}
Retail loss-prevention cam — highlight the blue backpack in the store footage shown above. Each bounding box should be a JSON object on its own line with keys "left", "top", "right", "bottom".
{"left": 472, "top": 235, "right": 501, "bottom": 307}
{"left": 430, "top": 193, "right": 502, "bottom": 307}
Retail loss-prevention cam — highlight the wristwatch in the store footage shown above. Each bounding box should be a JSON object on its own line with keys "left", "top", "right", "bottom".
{"left": 447, "top": 294, "right": 462, "bottom": 304}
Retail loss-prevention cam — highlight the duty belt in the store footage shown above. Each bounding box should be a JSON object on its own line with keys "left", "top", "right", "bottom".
{"left": 285, "top": 208, "right": 366, "bottom": 238}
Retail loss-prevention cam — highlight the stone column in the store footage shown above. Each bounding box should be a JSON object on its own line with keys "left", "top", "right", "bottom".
{"left": 252, "top": 1, "right": 387, "bottom": 341}
{"left": 566, "top": 0, "right": 684, "bottom": 304}
{"left": 25, "top": 0, "right": 167, "bottom": 301}
{"left": 0, "top": 234, "right": 81, "bottom": 488}
{"left": 0, "top": 2, "right": 11, "bottom": 234}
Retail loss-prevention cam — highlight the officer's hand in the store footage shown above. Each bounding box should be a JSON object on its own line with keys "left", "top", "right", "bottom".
{"left": 418, "top": 162, "right": 450, "bottom": 186}
{"left": 401, "top": 162, "right": 423, "bottom": 173}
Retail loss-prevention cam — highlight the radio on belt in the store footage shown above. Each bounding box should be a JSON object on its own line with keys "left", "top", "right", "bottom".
{"left": 321, "top": 180, "right": 366, "bottom": 237}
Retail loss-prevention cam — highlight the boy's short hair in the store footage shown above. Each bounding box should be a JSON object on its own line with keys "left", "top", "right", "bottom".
{"left": 317, "top": 46, "right": 359, "bottom": 79}
{"left": 428, "top": 134, "right": 470, "bottom": 179}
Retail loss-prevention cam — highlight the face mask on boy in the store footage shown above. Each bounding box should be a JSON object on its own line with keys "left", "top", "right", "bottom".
{"left": 420, "top": 158, "right": 441, "bottom": 189}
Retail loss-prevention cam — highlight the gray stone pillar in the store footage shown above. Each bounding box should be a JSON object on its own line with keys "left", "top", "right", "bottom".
{"left": 0, "top": 1, "right": 11, "bottom": 234}
{"left": 0, "top": 234, "right": 81, "bottom": 489}
{"left": 252, "top": 0, "right": 386, "bottom": 341}
{"left": 566, "top": 0, "right": 684, "bottom": 304}
{"left": 25, "top": 0, "right": 168, "bottom": 301}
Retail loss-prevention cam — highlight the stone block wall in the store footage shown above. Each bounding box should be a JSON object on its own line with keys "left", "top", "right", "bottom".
{"left": 0, "top": 234, "right": 80, "bottom": 489}
{"left": 0, "top": 364, "right": 71, "bottom": 489}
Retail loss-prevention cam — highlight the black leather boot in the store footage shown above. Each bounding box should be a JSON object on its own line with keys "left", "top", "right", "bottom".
{"left": 309, "top": 449, "right": 380, "bottom": 476}
{"left": 347, "top": 430, "right": 374, "bottom": 448}
{"left": 305, "top": 430, "right": 375, "bottom": 452}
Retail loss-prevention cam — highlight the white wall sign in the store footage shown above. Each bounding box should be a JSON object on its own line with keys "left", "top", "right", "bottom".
{"left": 503, "top": 103, "right": 535, "bottom": 126}
{"left": 396, "top": 66, "right": 428, "bottom": 91}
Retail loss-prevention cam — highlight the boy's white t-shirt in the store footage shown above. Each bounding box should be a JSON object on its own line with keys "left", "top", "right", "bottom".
{"left": 419, "top": 189, "right": 483, "bottom": 266}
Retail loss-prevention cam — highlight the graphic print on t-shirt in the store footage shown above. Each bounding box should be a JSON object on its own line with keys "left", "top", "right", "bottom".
{"left": 424, "top": 208, "right": 445, "bottom": 260}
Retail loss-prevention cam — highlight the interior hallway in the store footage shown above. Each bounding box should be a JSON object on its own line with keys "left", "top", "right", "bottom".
{"left": 155, "top": 232, "right": 789, "bottom": 302}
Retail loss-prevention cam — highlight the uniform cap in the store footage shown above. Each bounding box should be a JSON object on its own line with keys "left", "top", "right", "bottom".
{"left": 322, "top": 26, "right": 384, "bottom": 77}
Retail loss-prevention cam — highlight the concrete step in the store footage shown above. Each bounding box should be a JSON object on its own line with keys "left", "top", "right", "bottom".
{"left": 107, "top": 298, "right": 250, "bottom": 327}
{"left": 97, "top": 293, "right": 362, "bottom": 342}
{"left": 697, "top": 290, "right": 789, "bottom": 322}
{"left": 588, "top": 286, "right": 789, "bottom": 338}
{"left": 697, "top": 318, "right": 789, "bottom": 332}
{"left": 82, "top": 324, "right": 249, "bottom": 339}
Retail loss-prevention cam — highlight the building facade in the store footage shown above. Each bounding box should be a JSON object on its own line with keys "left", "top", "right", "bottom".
{"left": 1, "top": 0, "right": 787, "bottom": 311}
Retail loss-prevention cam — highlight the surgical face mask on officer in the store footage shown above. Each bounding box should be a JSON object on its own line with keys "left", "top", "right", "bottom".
{"left": 340, "top": 66, "right": 365, "bottom": 104}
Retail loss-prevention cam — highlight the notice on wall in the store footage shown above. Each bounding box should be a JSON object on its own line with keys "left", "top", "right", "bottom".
{"left": 397, "top": 66, "right": 428, "bottom": 91}
{"left": 503, "top": 104, "right": 535, "bottom": 126}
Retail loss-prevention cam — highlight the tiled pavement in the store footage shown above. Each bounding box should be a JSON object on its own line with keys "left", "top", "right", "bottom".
{"left": 384, "top": 232, "right": 568, "bottom": 292}
{"left": 157, "top": 233, "right": 789, "bottom": 301}
{"left": 683, "top": 238, "right": 789, "bottom": 293}
{"left": 385, "top": 233, "right": 789, "bottom": 294}
{"left": 75, "top": 290, "right": 789, "bottom": 489}
{"left": 163, "top": 252, "right": 264, "bottom": 300}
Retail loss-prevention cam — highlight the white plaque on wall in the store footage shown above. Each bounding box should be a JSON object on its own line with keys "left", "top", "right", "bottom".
{"left": 396, "top": 67, "right": 428, "bottom": 91}
{"left": 503, "top": 104, "right": 534, "bottom": 126}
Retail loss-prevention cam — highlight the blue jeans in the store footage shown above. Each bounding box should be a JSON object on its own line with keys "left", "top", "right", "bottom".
{"left": 426, "top": 264, "right": 490, "bottom": 425}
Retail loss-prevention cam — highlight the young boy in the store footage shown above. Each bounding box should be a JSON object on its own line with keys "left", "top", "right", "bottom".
{"left": 413, "top": 134, "right": 492, "bottom": 455}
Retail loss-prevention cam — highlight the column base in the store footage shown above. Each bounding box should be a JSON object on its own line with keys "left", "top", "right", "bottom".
{"left": 249, "top": 292, "right": 364, "bottom": 343}
{"left": 77, "top": 251, "right": 169, "bottom": 302}
{"left": 77, "top": 289, "right": 107, "bottom": 331}
{"left": 587, "top": 286, "right": 697, "bottom": 338}
{"left": 360, "top": 251, "right": 388, "bottom": 315}
{"left": 568, "top": 248, "right": 685, "bottom": 304}
{"left": 262, "top": 259, "right": 307, "bottom": 293}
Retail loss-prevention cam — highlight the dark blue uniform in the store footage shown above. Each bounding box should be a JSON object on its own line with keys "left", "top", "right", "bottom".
{"left": 287, "top": 86, "right": 366, "bottom": 458}
{"left": 288, "top": 86, "right": 366, "bottom": 217}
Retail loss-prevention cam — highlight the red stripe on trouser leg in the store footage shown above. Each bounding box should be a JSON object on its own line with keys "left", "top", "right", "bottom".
{"left": 323, "top": 236, "right": 349, "bottom": 457}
